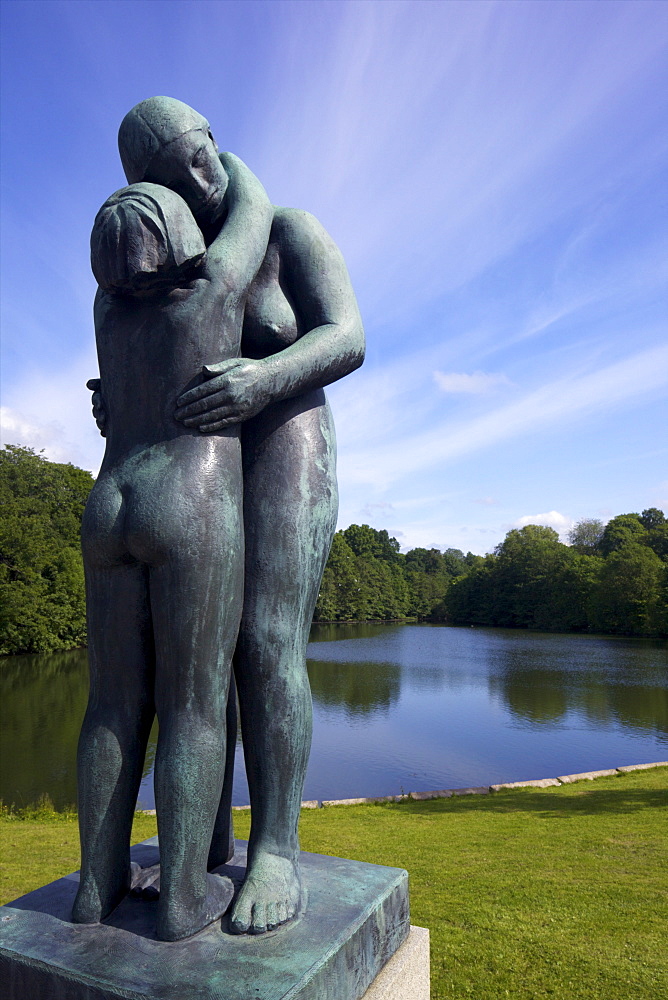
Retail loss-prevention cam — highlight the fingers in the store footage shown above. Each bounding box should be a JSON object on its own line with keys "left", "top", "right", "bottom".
{"left": 181, "top": 404, "right": 238, "bottom": 428}
{"left": 202, "top": 358, "right": 245, "bottom": 378}
{"left": 175, "top": 389, "right": 235, "bottom": 421}
{"left": 175, "top": 378, "right": 231, "bottom": 413}
{"left": 198, "top": 417, "right": 240, "bottom": 433}
{"left": 86, "top": 378, "right": 101, "bottom": 391}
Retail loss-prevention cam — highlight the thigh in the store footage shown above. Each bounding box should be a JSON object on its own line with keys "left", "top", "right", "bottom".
{"left": 241, "top": 389, "right": 338, "bottom": 638}
{"left": 85, "top": 562, "right": 154, "bottom": 711}
{"left": 149, "top": 501, "right": 244, "bottom": 716}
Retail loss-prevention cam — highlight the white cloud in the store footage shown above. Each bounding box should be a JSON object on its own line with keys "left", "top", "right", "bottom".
{"left": 511, "top": 510, "right": 574, "bottom": 541}
{"left": 434, "top": 371, "right": 511, "bottom": 394}
{"left": 0, "top": 408, "right": 73, "bottom": 465}
{"left": 1, "top": 350, "right": 105, "bottom": 474}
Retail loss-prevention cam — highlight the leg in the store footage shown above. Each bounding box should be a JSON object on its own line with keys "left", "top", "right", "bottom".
{"left": 208, "top": 680, "right": 237, "bottom": 869}
{"left": 231, "top": 391, "right": 338, "bottom": 933}
{"left": 150, "top": 515, "right": 243, "bottom": 941}
{"left": 73, "top": 562, "right": 155, "bottom": 923}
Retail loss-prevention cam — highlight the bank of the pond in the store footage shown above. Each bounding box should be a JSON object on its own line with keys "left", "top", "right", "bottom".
{"left": 2, "top": 766, "right": 666, "bottom": 1000}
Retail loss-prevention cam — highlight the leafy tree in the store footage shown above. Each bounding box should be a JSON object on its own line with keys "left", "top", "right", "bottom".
{"left": 314, "top": 533, "right": 360, "bottom": 621}
{"left": 598, "top": 514, "right": 646, "bottom": 556}
{"left": 646, "top": 523, "right": 668, "bottom": 561}
{"left": 568, "top": 518, "right": 604, "bottom": 554}
{"left": 590, "top": 542, "right": 666, "bottom": 635}
{"left": 442, "top": 548, "right": 468, "bottom": 576}
{"left": 640, "top": 508, "right": 666, "bottom": 530}
{"left": 341, "top": 524, "right": 401, "bottom": 562}
{"left": 492, "top": 526, "right": 566, "bottom": 629}
{"left": 0, "top": 445, "right": 94, "bottom": 655}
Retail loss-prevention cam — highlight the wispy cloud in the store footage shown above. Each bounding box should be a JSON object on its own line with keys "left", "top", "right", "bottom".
{"left": 338, "top": 341, "right": 668, "bottom": 490}
{"left": 434, "top": 371, "right": 511, "bottom": 394}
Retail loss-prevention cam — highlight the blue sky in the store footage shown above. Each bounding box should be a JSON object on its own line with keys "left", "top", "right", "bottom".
{"left": 1, "top": 0, "right": 666, "bottom": 553}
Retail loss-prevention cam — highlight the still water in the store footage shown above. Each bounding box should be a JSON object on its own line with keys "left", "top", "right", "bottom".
{"left": 1, "top": 624, "right": 666, "bottom": 810}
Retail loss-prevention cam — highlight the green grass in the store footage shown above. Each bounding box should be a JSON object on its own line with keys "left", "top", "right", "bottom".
{"left": 2, "top": 769, "right": 667, "bottom": 999}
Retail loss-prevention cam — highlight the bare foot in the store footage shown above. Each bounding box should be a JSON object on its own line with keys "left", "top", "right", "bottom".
{"left": 156, "top": 872, "right": 234, "bottom": 941}
{"left": 72, "top": 864, "right": 134, "bottom": 924}
{"left": 229, "top": 851, "right": 305, "bottom": 934}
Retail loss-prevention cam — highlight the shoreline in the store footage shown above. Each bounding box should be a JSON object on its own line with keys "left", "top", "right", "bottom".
{"left": 134, "top": 760, "right": 668, "bottom": 815}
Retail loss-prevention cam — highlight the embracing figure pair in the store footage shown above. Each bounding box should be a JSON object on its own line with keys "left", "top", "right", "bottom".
{"left": 74, "top": 97, "right": 364, "bottom": 941}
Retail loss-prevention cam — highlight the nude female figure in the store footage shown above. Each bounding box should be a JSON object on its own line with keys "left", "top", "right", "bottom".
{"left": 92, "top": 96, "right": 365, "bottom": 935}
{"left": 74, "top": 162, "right": 272, "bottom": 941}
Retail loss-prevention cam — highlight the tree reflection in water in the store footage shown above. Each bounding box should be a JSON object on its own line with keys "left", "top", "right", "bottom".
{"left": 487, "top": 632, "right": 668, "bottom": 736}
{"left": 307, "top": 660, "right": 400, "bottom": 717}
{"left": 2, "top": 626, "right": 666, "bottom": 808}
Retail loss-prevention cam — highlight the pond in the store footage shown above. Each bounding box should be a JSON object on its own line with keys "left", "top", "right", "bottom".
{"left": 1, "top": 624, "right": 666, "bottom": 810}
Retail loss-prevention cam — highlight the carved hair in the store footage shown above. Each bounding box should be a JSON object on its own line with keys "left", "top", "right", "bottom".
{"left": 118, "top": 96, "right": 211, "bottom": 184}
{"left": 91, "top": 182, "right": 206, "bottom": 293}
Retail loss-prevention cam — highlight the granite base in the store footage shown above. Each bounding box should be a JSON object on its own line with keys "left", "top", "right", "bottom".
{"left": 361, "top": 925, "right": 429, "bottom": 999}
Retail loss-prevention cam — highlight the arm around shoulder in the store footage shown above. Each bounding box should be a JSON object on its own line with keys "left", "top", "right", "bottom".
{"left": 207, "top": 153, "right": 272, "bottom": 291}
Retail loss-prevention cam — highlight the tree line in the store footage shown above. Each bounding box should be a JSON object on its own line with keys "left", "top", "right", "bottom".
{"left": 1, "top": 444, "right": 666, "bottom": 655}
{"left": 443, "top": 514, "right": 667, "bottom": 637}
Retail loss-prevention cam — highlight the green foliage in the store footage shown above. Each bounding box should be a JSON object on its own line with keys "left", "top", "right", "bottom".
{"left": 640, "top": 507, "right": 666, "bottom": 530}
{"left": 568, "top": 517, "right": 604, "bottom": 553}
{"left": 597, "top": 512, "right": 645, "bottom": 555}
{"left": 3, "top": 445, "right": 666, "bottom": 645}
{"left": 314, "top": 525, "right": 468, "bottom": 623}
{"left": 0, "top": 445, "right": 94, "bottom": 655}
{"left": 445, "top": 512, "right": 667, "bottom": 637}
{"left": 589, "top": 542, "right": 667, "bottom": 635}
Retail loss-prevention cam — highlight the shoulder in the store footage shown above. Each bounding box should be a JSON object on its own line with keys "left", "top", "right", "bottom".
{"left": 271, "top": 207, "right": 340, "bottom": 259}
{"left": 272, "top": 206, "right": 328, "bottom": 239}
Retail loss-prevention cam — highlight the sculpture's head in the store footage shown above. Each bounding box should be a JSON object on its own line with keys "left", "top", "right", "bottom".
{"left": 118, "top": 97, "right": 228, "bottom": 226}
{"left": 91, "top": 182, "right": 206, "bottom": 294}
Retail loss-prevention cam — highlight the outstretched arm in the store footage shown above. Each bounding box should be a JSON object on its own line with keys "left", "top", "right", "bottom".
{"left": 175, "top": 209, "right": 364, "bottom": 430}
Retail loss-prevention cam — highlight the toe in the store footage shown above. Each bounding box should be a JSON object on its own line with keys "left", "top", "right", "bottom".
{"left": 251, "top": 902, "right": 267, "bottom": 934}
{"left": 276, "top": 900, "right": 289, "bottom": 925}
{"left": 265, "top": 902, "right": 279, "bottom": 930}
{"left": 229, "top": 894, "right": 252, "bottom": 934}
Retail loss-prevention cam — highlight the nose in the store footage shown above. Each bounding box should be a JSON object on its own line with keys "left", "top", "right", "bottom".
{"left": 189, "top": 171, "right": 210, "bottom": 200}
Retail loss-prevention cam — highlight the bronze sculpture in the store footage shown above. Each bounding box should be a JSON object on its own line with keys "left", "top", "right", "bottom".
{"left": 79, "top": 97, "right": 364, "bottom": 940}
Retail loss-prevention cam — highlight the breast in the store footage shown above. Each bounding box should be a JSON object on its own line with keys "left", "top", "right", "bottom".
{"left": 242, "top": 275, "right": 300, "bottom": 358}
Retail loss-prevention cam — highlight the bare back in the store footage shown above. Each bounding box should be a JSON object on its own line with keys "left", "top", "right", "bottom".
{"left": 95, "top": 264, "right": 243, "bottom": 469}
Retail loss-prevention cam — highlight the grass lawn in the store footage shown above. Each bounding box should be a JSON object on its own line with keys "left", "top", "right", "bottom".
{"left": 2, "top": 768, "right": 667, "bottom": 999}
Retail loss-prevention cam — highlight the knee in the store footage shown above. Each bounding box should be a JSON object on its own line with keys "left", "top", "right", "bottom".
{"left": 156, "top": 703, "right": 225, "bottom": 738}
{"left": 237, "top": 617, "right": 306, "bottom": 668}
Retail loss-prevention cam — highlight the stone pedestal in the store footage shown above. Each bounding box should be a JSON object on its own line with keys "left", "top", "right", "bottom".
{"left": 362, "top": 925, "right": 430, "bottom": 999}
{"left": 0, "top": 837, "right": 416, "bottom": 1000}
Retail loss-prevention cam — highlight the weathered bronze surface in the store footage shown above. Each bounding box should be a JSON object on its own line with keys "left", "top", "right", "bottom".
{"left": 78, "top": 97, "right": 365, "bottom": 942}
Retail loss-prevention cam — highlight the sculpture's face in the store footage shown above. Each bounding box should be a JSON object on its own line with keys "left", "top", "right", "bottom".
{"left": 144, "top": 129, "right": 228, "bottom": 225}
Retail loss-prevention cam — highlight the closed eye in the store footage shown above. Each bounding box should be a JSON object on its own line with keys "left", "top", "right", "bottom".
{"left": 192, "top": 146, "right": 207, "bottom": 169}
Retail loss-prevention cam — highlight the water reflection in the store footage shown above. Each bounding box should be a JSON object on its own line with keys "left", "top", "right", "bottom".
{"left": 307, "top": 660, "right": 400, "bottom": 717}
{"left": 1, "top": 625, "right": 666, "bottom": 808}
{"left": 1, "top": 649, "right": 88, "bottom": 809}
{"left": 0, "top": 648, "right": 158, "bottom": 810}
{"left": 485, "top": 631, "right": 668, "bottom": 736}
